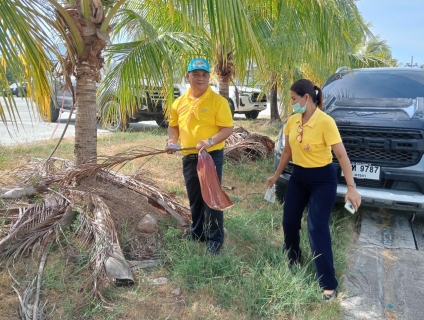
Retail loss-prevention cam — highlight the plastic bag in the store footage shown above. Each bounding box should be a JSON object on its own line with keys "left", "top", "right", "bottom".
{"left": 197, "top": 150, "right": 234, "bottom": 210}
{"left": 264, "top": 185, "right": 276, "bottom": 203}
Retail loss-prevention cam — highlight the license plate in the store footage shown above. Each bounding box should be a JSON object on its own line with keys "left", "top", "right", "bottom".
{"left": 341, "top": 162, "right": 380, "bottom": 180}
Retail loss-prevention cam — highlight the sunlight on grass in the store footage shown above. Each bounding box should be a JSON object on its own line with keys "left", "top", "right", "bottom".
{"left": 0, "top": 121, "right": 355, "bottom": 319}
{"left": 160, "top": 198, "right": 352, "bottom": 319}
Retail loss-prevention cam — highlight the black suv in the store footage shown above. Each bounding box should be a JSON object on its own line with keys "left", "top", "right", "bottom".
{"left": 42, "top": 67, "right": 181, "bottom": 130}
{"left": 274, "top": 67, "right": 424, "bottom": 213}
{"left": 98, "top": 85, "right": 181, "bottom": 131}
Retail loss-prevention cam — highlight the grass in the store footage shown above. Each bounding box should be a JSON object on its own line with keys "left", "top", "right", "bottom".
{"left": 0, "top": 119, "right": 356, "bottom": 319}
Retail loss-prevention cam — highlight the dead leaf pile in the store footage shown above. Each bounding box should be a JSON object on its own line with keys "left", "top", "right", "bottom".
{"left": 224, "top": 127, "right": 275, "bottom": 162}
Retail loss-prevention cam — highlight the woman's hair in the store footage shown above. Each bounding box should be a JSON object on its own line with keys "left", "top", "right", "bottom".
{"left": 290, "top": 79, "right": 323, "bottom": 109}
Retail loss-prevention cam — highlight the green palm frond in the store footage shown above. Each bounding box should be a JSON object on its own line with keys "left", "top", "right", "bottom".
{"left": 349, "top": 35, "right": 399, "bottom": 68}
{"left": 243, "top": 0, "right": 370, "bottom": 118}
{"left": 0, "top": 0, "right": 59, "bottom": 126}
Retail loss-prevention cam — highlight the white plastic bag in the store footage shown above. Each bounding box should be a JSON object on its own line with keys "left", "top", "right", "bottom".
{"left": 264, "top": 185, "right": 276, "bottom": 203}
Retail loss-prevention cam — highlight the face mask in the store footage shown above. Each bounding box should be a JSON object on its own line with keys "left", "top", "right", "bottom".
{"left": 292, "top": 97, "right": 306, "bottom": 114}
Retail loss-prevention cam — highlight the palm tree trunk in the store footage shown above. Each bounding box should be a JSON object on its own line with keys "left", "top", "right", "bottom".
{"left": 71, "top": 0, "right": 107, "bottom": 165}
{"left": 218, "top": 79, "right": 230, "bottom": 99}
{"left": 214, "top": 45, "right": 233, "bottom": 100}
{"left": 270, "top": 72, "right": 280, "bottom": 121}
{"left": 74, "top": 62, "right": 98, "bottom": 165}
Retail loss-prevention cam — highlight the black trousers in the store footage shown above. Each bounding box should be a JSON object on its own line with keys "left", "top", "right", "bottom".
{"left": 283, "top": 163, "right": 338, "bottom": 290}
{"left": 182, "top": 149, "right": 224, "bottom": 250}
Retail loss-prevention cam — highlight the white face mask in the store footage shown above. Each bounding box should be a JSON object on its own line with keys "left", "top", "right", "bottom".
{"left": 292, "top": 96, "right": 306, "bottom": 114}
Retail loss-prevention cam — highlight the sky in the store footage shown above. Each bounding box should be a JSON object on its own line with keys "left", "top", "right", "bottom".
{"left": 355, "top": 0, "right": 424, "bottom": 67}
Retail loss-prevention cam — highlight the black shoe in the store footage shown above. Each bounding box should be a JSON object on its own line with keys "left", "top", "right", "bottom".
{"left": 323, "top": 289, "right": 337, "bottom": 301}
{"left": 283, "top": 244, "right": 302, "bottom": 266}
{"left": 206, "top": 242, "right": 222, "bottom": 255}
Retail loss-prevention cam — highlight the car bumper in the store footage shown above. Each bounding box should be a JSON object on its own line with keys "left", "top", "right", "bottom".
{"left": 277, "top": 172, "right": 424, "bottom": 212}
{"left": 236, "top": 103, "right": 267, "bottom": 112}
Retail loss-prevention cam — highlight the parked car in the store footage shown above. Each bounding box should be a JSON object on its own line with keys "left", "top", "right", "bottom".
{"left": 9, "top": 82, "right": 28, "bottom": 97}
{"left": 42, "top": 61, "right": 180, "bottom": 130}
{"left": 227, "top": 86, "right": 267, "bottom": 119}
{"left": 210, "top": 85, "right": 267, "bottom": 119}
{"left": 274, "top": 67, "right": 424, "bottom": 214}
{"left": 43, "top": 77, "right": 74, "bottom": 123}
{"left": 98, "top": 85, "right": 181, "bottom": 131}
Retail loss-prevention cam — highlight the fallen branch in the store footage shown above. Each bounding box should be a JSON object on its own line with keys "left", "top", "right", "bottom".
{"left": 33, "top": 251, "right": 48, "bottom": 320}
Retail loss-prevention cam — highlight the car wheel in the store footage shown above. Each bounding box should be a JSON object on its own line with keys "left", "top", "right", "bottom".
{"left": 102, "top": 100, "right": 129, "bottom": 132}
{"left": 156, "top": 119, "right": 169, "bottom": 128}
{"left": 41, "top": 100, "right": 60, "bottom": 122}
{"left": 228, "top": 99, "right": 235, "bottom": 119}
{"left": 245, "top": 110, "right": 259, "bottom": 119}
{"left": 275, "top": 180, "right": 287, "bottom": 204}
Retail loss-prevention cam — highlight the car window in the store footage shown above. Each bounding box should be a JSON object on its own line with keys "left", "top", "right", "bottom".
{"left": 323, "top": 70, "right": 424, "bottom": 99}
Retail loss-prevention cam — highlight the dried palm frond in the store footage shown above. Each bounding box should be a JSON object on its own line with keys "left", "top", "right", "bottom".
{"left": 1, "top": 151, "right": 193, "bottom": 307}
{"left": 12, "top": 251, "right": 49, "bottom": 320}
{"left": 96, "top": 170, "right": 190, "bottom": 226}
{"left": 0, "top": 198, "right": 72, "bottom": 258}
{"left": 13, "top": 284, "right": 47, "bottom": 320}
{"left": 59, "top": 146, "right": 195, "bottom": 186}
{"left": 89, "top": 195, "right": 134, "bottom": 299}
{"left": 225, "top": 127, "right": 275, "bottom": 162}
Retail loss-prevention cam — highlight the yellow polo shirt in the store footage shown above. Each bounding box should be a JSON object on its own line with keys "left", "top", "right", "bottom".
{"left": 284, "top": 108, "right": 342, "bottom": 168}
{"left": 169, "top": 86, "right": 233, "bottom": 155}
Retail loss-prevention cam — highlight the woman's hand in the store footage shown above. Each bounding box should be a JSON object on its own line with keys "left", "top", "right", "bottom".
{"left": 266, "top": 174, "right": 278, "bottom": 189}
{"left": 345, "top": 187, "right": 362, "bottom": 211}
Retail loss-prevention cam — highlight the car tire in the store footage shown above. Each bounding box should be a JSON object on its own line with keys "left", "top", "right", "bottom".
{"left": 41, "top": 100, "right": 60, "bottom": 122}
{"left": 101, "top": 100, "right": 129, "bottom": 132}
{"left": 275, "top": 180, "right": 287, "bottom": 204}
{"left": 228, "top": 99, "right": 235, "bottom": 119}
{"left": 245, "top": 110, "right": 259, "bottom": 119}
{"left": 156, "top": 119, "right": 169, "bottom": 128}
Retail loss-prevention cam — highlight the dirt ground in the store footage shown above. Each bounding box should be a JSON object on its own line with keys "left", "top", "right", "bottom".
{"left": 0, "top": 176, "right": 197, "bottom": 319}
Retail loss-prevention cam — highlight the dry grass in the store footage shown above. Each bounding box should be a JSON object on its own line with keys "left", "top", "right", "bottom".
{"left": 0, "top": 118, "right": 348, "bottom": 320}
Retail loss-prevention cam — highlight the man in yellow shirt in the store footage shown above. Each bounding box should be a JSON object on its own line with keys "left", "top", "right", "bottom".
{"left": 166, "top": 58, "right": 233, "bottom": 254}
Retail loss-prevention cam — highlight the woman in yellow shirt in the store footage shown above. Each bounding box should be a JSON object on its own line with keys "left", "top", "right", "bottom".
{"left": 266, "top": 79, "right": 361, "bottom": 300}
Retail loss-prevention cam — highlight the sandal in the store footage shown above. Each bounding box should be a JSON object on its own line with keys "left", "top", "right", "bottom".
{"left": 323, "top": 289, "right": 338, "bottom": 301}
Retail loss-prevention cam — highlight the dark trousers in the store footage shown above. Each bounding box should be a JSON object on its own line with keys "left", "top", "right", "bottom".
{"left": 182, "top": 149, "right": 224, "bottom": 250}
{"left": 283, "top": 163, "right": 338, "bottom": 290}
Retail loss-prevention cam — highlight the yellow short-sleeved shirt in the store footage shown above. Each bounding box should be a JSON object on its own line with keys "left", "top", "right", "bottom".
{"left": 283, "top": 108, "right": 342, "bottom": 168}
{"left": 169, "top": 86, "right": 233, "bottom": 155}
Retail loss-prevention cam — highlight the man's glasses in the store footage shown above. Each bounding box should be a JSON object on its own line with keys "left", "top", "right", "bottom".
{"left": 297, "top": 125, "right": 303, "bottom": 143}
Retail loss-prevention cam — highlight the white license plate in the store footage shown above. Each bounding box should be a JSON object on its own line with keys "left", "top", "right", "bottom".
{"left": 341, "top": 162, "right": 380, "bottom": 180}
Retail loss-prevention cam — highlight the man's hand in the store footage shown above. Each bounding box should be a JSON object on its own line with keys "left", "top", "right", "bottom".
{"left": 197, "top": 139, "right": 212, "bottom": 152}
{"left": 165, "top": 139, "right": 179, "bottom": 154}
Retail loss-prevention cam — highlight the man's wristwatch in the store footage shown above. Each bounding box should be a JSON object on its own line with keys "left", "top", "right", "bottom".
{"left": 348, "top": 182, "right": 356, "bottom": 188}
{"left": 208, "top": 137, "right": 215, "bottom": 147}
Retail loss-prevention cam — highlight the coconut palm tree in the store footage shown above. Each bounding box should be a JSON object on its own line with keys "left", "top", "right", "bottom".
{"left": 349, "top": 34, "right": 399, "bottom": 68}
{"left": 0, "top": 0, "right": 118, "bottom": 165}
{"left": 247, "top": 0, "right": 371, "bottom": 120}
{"left": 0, "top": 1, "right": 267, "bottom": 313}
{"left": 99, "top": 0, "right": 264, "bottom": 118}
{"left": 1, "top": 0, "right": 266, "bottom": 164}
{"left": 0, "top": 1, "right": 56, "bottom": 126}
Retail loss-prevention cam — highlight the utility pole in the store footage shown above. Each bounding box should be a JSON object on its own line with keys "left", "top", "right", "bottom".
{"left": 405, "top": 56, "right": 418, "bottom": 67}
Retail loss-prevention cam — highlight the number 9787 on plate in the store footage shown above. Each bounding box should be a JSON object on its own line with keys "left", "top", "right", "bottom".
{"left": 341, "top": 162, "right": 380, "bottom": 180}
